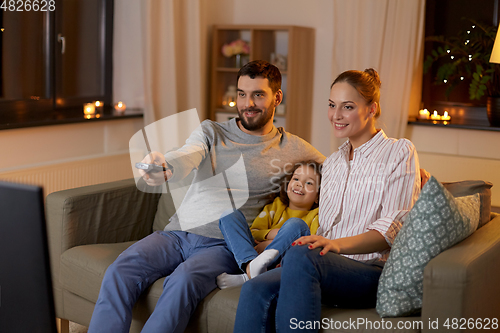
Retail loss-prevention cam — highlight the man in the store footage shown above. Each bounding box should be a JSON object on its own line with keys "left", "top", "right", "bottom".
{"left": 88, "top": 60, "right": 324, "bottom": 333}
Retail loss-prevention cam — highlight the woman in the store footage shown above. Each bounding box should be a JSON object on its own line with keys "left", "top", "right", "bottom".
{"left": 234, "top": 69, "right": 421, "bottom": 333}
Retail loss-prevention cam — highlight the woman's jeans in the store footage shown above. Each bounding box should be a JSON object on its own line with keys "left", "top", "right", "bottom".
{"left": 234, "top": 245, "right": 383, "bottom": 333}
{"left": 219, "top": 209, "right": 311, "bottom": 270}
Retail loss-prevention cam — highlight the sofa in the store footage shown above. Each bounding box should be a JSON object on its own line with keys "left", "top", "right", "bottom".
{"left": 46, "top": 178, "right": 500, "bottom": 333}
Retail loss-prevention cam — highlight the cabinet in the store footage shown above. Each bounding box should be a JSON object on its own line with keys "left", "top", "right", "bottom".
{"left": 210, "top": 25, "right": 315, "bottom": 141}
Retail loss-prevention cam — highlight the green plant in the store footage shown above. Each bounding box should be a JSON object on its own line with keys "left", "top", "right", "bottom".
{"left": 424, "top": 18, "right": 500, "bottom": 100}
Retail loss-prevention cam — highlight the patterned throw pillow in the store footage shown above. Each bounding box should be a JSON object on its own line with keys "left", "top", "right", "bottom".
{"left": 376, "top": 176, "right": 480, "bottom": 317}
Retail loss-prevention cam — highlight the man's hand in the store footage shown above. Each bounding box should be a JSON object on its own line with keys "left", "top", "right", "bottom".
{"left": 138, "top": 151, "right": 172, "bottom": 186}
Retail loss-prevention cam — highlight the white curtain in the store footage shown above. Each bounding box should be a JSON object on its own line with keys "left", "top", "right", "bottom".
{"left": 331, "top": 0, "right": 425, "bottom": 147}
{"left": 113, "top": 0, "right": 206, "bottom": 126}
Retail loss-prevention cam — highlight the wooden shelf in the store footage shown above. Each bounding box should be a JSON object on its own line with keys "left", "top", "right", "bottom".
{"left": 210, "top": 25, "right": 314, "bottom": 141}
{"left": 215, "top": 67, "right": 241, "bottom": 72}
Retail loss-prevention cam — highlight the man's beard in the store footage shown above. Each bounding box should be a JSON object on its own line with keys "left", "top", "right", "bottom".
{"left": 237, "top": 106, "right": 274, "bottom": 131}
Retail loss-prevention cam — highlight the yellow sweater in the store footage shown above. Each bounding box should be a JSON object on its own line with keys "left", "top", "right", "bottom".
{"left": 250, "top": 197, "right": 319, "bottom": 241}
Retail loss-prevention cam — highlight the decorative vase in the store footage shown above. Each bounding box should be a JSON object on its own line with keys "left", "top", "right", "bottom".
{"left": 486, "top": 97, "right": 500, "bottom": 127}
{"left": 234, "top": 54, "right": 249, "bottom": 68}
{"left": 235, "top": 54, "right": 242, "bottom": 68}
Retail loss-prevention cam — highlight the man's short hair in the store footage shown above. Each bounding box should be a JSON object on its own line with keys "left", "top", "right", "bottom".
{"left": 237, "top": 60, "right": 282, "bottom": 93}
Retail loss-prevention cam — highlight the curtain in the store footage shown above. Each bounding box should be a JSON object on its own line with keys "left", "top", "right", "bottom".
{"left": 331, "top": 0, "right": 425, "bottom": 148}
{"left": 113, "top": 0, "right": 206, "bottom": 126}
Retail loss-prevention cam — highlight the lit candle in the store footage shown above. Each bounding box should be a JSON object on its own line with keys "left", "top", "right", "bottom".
{"left": 114, "top": 101, "right": 126, "bottom": 113}
{"left": 94, "top": 101, "right": 104, "bottom": 115}
{"left": 441, "top": 111, "right": 451, "bottom": 121}
{"left": 430, "top": 110, "right": 441, "bottom": 120}
{"left": 418, "top": 109, "right": 430, "bottom": 120}
{"left": 84, "top": 103, "right": 95, "bottom": 118}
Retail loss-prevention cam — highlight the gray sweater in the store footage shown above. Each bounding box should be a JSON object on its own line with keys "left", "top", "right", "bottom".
{"left": 163, "top": 118, "right": 324, "bottom": 239}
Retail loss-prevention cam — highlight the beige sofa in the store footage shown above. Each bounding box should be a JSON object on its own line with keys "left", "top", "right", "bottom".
{"left": 46, "top": 178, "right": 500, "bottom": 333}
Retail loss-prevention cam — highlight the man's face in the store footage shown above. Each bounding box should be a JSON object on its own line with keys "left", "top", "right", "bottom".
{"left": 236, "top": 76, "right": 280, "bottom": 133}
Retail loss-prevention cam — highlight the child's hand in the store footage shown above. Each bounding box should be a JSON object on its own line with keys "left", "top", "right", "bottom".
{"left": 254, "top": 240, "right": 272, "bottom": 254}
{"left": 266, "top": 228, "right": 279, "bottom": 240}
{"left": 292, "top": 235, "right": 341, "bottom": 255}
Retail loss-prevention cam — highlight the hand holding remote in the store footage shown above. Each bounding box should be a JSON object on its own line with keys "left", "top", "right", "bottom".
{"left": 137, "top": 151, "right": 173, "bottom": 185}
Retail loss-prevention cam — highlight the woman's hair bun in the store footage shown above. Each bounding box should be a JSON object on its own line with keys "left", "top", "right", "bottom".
{"left": 364, "top": 68, "right": 381, "bottom": 88}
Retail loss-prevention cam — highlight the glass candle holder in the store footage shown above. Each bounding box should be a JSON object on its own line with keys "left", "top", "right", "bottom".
{"left": 114, "top": 101, "right": 126, "bottom": 113}
{"left": 94, "top": 101, "right": 104, "bottom": 116}
{"left": 83, "top": 103, "right": 95, "bottom": 118}
{"left": 222, "top": 86, "right": 237, "bottom": 111}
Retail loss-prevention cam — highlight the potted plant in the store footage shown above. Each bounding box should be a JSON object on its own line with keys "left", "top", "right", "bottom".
{"left": 424, "top": 18, "right": 500, "bottom": 126}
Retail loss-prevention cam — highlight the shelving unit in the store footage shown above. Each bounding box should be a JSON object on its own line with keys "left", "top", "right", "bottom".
{"left": 210, "top": 25, "right": 315, "bottom": 141}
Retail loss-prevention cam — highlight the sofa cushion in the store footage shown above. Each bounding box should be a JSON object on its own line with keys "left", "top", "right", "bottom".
{"left": 208, "top": 287, "right": 422, "bottom": 333}
{"left": 442, "top": 180, "right": 493, "bottom": 228}
{"left": 376, "top": 176, "right": 480, "bottom": 317}
{"left": 60, "top": 241, "right": 215, "bottom": 331}
{"left": 60, "top": 241, "right": 138, "bottom": 302}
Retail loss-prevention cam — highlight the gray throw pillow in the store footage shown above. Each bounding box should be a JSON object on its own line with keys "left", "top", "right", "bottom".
{"left": 376, "top": 176, "right": 480, "bottom": 317}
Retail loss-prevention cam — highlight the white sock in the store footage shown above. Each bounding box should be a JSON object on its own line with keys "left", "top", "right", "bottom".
{"left": 216, "top": 272, "right": 249, "bottom": 289}
{"left": 249, "top": 249, "right": 279, "bottom": 279}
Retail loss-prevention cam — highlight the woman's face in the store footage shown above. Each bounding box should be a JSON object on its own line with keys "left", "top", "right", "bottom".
{"left": 328, "top": 81, "right": 377, "bottom": 148}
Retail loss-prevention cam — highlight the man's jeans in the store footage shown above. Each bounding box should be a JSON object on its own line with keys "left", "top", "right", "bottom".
{"left": 219, "top": 209, "right": 311, "bottom": 270}
{"left": 234, "top": 245, "right": 383, "bottom": 333}
{"left": 88, "top": 230, "right": 239, "bottom": 333}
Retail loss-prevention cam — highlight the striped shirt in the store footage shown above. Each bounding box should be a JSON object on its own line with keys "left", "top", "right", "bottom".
{"left": 318, "top": 130, "right": 421, "bottom": 264}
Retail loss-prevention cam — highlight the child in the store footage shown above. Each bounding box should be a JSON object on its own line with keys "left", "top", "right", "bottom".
{"left": 217, "top": 160, "right": 322, "bottom": 289}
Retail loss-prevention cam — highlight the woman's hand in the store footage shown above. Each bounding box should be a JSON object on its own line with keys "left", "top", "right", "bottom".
{"left": 293, "top": 231, "right": 389, "bottom": 256}
{"left": 420, "top": 168, "right": 430, "bottom": 188}
{"left": 292, "top": 235, "right": 341, "bottom": 255}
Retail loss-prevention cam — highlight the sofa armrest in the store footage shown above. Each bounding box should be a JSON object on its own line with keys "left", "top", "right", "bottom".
{"left": 421, "top": 213, "right": 500, "bottom": 332}
{"left": 45, "top": 178, "right": 162, "bottom": 320}
{"left": 46, "top": 178, "right": 162, "bottom": 252}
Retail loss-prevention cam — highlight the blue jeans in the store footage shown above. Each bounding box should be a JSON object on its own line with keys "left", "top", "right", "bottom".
{"left": 219, "top": 209, "right": 311, "bottom": 270}
{"left": 234, "top": 245, "right": 383, "bottom": 333}
{"left": 88, "top": 230, "right": 239, "bottom": 333}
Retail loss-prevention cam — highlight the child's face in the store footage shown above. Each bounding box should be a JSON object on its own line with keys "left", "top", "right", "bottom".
{"left": 286, "top": 165, "right": 321, "bottom": 211}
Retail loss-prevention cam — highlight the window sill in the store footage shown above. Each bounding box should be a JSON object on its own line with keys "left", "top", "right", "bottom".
{"left": 408, "top": 104, "right": 500, "bottom": 132}
{"left": 0, "top": 108, "right": 143, "bottom": 131}
{"left": 407, "top": 118, "right": 500, "bottom": 132}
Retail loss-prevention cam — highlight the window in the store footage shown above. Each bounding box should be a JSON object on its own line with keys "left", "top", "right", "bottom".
{"left": 422, "top": 0, "right": 499, "bottom": 108}
{"left": 0, "top": 0, "right": 113, "bottom": 128}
